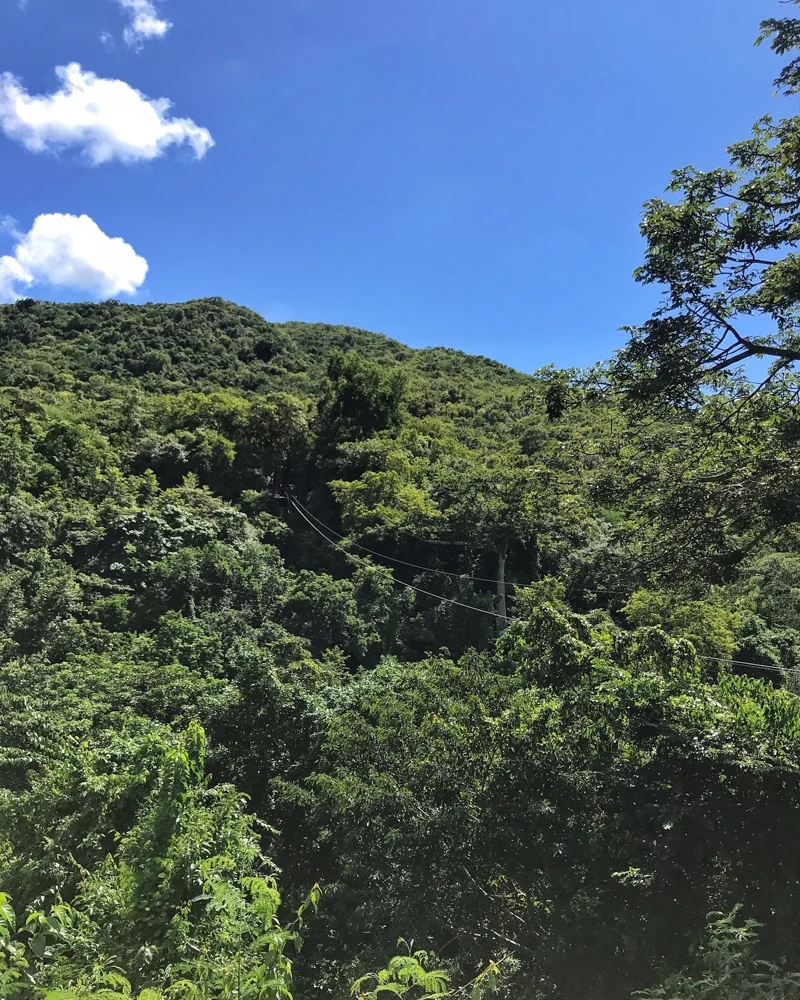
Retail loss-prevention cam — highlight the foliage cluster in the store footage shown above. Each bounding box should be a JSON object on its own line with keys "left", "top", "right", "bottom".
{"left": 8, "top": 6, "right": 800, "bottom": 996}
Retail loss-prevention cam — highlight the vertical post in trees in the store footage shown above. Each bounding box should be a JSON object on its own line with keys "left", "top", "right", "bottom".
{"left": 434, "top": 459, "right": 562, "bottom": 635}
{"left": 496, "top": 537, "right": 509, "bottom": 636}
{"left": 530, "top": 531, "right": 540, "bottom": 583}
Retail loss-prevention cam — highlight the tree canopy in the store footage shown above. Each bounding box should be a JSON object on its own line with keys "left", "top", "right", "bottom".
{"left": 611, "top": 2, "right": 800, "bottom": 411}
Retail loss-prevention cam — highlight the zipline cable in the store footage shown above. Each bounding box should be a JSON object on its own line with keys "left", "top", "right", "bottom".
{"left": 695, "top": 653, "right": 800, "bottom": 678}
{"left": 288, "top": 495, "right": 511, "bottom": 621}
{"left": 289, "top": 494, "right": 514, "bottom": 586}
{"left": 290, "top": 495, "right": 633, "bottom": 595}
{"left": 290, "top": 496, "right": 797, "bottom": 677}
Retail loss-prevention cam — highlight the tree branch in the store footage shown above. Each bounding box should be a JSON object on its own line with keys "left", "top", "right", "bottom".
{"left": 701, "top": 299, "right": 800, "bottom": 364}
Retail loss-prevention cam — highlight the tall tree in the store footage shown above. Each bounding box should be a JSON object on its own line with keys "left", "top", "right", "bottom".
{"left": 612, "top": 4, "right": 800, "bottom": 411}
{"left": 318, "top": 352, "right": 407, "bottom": 445}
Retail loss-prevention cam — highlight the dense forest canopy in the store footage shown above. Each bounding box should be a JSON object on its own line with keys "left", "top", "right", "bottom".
{"left": 5, "top": 6, "right": 800, "bottom": 1000}
{"left": 2, "top": 291, "right": 800, "bottom": 1000}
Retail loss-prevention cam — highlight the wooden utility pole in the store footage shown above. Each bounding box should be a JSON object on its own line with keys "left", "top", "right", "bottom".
{"left": 495, "top": 538, "right": 509, "bottom": 636}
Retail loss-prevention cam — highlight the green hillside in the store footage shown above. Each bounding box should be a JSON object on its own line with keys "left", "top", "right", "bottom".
{"left": 0, "top": 296, "right": 530, "bottom": 399}
{"left": 1, "top": 297, "right": 800, "bottom": 1000}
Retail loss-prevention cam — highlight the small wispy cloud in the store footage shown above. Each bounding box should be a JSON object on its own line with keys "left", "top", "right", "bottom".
{"left": 115, "top": 0, "right": 171, "bottom": 48}
{"left": 1, "top": 215, "right": 21, "bottom": 238}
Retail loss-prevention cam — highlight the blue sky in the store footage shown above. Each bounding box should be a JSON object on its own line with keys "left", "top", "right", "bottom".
{"left": 0, "top": 0, "right": 790, "bottom": 371}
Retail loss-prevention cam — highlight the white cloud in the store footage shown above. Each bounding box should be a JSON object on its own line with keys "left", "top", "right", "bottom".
{"left": 1, "top": 216, "right": 21, "bottom": 240}
{"left": 116, "top": 0, "right": 172, "bottom": 47}
{"left": 0, "top": 63, "right": 213, "bottom": 164}
{"left": 0, "top": 254, "right": 28, "bottom": 303}
{"left": 0, "top": 213, "right": 148, "bottom": 302}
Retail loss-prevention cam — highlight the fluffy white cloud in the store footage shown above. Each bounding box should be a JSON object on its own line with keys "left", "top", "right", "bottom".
{"left": 0, "top": 213, "right": 148, "bottom": 302}
{"left": 0, "top": 63, "right": 213, "bottom": 164}
{"left": 117, "top": 0, "right": 171, "bottom": 46}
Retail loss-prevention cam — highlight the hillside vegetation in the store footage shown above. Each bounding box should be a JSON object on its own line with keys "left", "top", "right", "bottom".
{"left": 2, "top": 291, "right": 800, "bottom": 1000}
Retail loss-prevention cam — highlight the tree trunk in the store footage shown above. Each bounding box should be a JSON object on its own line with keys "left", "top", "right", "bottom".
{"left": 531, "top": 532, "right": 540, "bottom": 582}
{"left": 495, "top": 538, "right": 509, "bottom": 636}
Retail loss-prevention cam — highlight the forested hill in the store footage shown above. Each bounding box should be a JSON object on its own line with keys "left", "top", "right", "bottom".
{"left": 0, "top": 297, "right": 530, "bottom": 404}
{"left": 3, "top": 295, "right": 800, "bottom": 1000}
